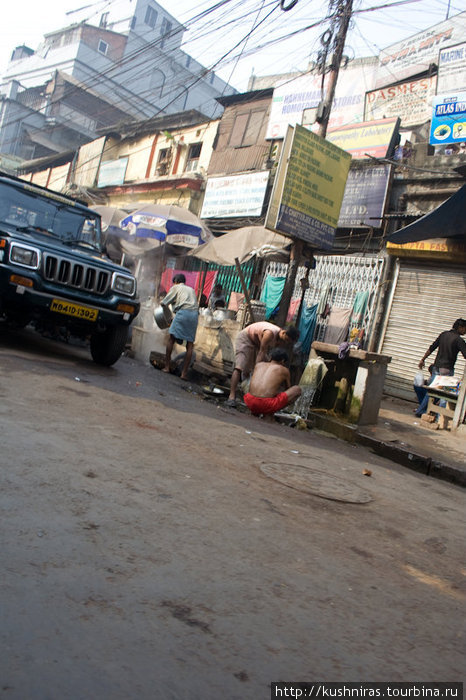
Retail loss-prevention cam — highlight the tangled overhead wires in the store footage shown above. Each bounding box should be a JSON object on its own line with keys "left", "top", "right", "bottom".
{"left": 280, "top": 0, "right": 299, "bottom": 9}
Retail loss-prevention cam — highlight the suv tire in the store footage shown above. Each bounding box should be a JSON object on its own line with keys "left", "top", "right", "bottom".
{"left": 90, "top": 325, "right": 128, "bottom": 366}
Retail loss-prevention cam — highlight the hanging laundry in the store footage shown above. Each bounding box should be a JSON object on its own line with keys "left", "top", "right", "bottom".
{"left": 260, "top": 275, "right": 286, "bottom": 319}
{"left": 287, "top": 298, "right": 301, "bottom": 323}
{"left": 161, "top": 269, "right": 199, "bottom": 295}
{"left": 316, "top": 284, "right": 331, "bottom": 317}
{"left": 350, "top": 290, "right": 369, "bottom": 328}
{"left": 298, "top": 303, "right": 318, "bottom": 356}
{"left": 196, "top": 270, "right": 218, "bottom": 300}
{"left": 324, "top": 307, "right": 352, "bottom": 345}
{"left": 228, "top": 291, "right": 245, "bottom": 311}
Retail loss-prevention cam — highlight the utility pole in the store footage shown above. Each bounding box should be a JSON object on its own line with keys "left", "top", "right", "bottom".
{"left": 316, "top": 0, "right": 353, "bottom": 139}
{"left": 274, "top": 0, "right": 353, "bottom": 328}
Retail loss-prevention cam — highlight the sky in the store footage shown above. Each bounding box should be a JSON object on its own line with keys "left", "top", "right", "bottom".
{"left": 0, "top": 0, "right": 464, "bottom": 91}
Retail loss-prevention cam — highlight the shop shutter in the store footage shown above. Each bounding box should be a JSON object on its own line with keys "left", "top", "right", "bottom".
{"left": 381, "top": 261, "right": 466, "bottom": 400}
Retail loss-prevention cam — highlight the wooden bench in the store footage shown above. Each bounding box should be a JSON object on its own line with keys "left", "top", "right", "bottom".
{"left": 426, "top": 387, "right": 458, "bottom": 429}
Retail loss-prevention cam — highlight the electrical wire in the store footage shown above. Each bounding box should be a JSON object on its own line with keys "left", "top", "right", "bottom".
{"left": 5, "top": 0, "right": 464, "bottom": 184}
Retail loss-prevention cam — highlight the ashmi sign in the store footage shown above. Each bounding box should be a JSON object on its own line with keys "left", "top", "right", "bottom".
{"left": 266, "top": 125, "right": 351, "bottom": 250}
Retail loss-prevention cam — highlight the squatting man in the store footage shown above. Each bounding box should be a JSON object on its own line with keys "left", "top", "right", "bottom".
{"left": 227, "top": 320, "right": 300, "bottom": 407}
{"left": 243, "top": 347, "right": 302, "bottom": 416}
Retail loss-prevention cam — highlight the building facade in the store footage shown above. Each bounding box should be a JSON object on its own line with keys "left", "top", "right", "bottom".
{"left": 0, "top": 0, "right": 236, "bottom": 161}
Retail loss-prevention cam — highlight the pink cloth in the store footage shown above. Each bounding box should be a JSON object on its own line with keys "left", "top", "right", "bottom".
{"left": 161, "top": 269, "right": 199, "bottom": 294}
{"left": 228, "top": 291, "right": 245, "bottom": 311}
{"left": 196, "top": 270, "right": 217, "bottom": 299}
{"left": 287, "top": 298, "right": 301, "bottom": 322}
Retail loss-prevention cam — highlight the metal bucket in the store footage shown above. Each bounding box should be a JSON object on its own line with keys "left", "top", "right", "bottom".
{"left": 153, "top": 305, "right": 173, "bottom": 329}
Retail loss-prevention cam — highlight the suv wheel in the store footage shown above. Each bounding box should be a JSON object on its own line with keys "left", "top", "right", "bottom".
{"left": 90, "top": 325, "right": 128, "bottom": 366}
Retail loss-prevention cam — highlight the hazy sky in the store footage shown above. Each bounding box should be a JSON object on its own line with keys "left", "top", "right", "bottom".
{"left": 0, "top": 0, "right": 463, "bottom": 91}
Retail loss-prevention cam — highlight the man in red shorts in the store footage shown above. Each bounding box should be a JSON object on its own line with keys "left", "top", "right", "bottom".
{"left": 226, "top": 321, "right": 299, "bottom": 407}
{"left": 243, "top": 348, "right": 301, "bottom": 416}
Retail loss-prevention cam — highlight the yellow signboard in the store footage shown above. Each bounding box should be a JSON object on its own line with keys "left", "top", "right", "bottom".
{"left": 387, "top": 238, "right": 466, "bottom": 262}
{"left": 266, "top": 125, "right": 351, "bottom": 249}
{"left": 326, "top": 117, "right": 400, "bottom": 159}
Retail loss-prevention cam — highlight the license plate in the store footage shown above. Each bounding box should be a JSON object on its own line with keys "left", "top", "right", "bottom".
{"left": 50, "top": 299, "right": 98, "bottom": 321}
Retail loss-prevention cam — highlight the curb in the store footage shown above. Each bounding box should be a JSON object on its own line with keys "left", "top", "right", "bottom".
{"left": 306, "top": 411, "right": 466, "bottom": 488}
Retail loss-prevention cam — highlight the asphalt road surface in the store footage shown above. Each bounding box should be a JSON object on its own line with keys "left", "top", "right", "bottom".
{"left": 1, "top": 327, "right": 465, "bottom": 700}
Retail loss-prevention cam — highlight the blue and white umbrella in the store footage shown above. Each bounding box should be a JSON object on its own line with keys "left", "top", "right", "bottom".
{"left": 119, "top": 203, "right": 212, "bottom": 249}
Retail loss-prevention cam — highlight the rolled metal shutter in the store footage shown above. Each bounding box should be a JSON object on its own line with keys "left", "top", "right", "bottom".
{"left": 381, "top": 261, "right": 466, "bottom": 400}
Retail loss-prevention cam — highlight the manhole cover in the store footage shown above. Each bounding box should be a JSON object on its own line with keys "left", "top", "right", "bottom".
{"left": 260, "top": 462, "right": 372, "bottom": 504}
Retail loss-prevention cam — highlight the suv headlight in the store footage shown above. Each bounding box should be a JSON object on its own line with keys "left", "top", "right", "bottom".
{"left": 9, "top": 243, "right": 40, "bottom": 269}
{"left": 111, "top": 272, "right": 136, "bottom": 296}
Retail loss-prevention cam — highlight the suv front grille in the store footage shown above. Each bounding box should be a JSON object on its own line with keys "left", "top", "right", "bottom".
{"left": 43, "top": 254, "right": 110, "bottom": 294}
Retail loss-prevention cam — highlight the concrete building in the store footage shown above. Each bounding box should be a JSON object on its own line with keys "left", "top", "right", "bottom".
{"left": 0, "top": 0, "right": 236, "bottom": 161}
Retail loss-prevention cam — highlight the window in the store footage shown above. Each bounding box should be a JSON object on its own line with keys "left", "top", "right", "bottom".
{"left": 160, "top": 17, "right": 172, "bottom": 45}
{"left": 130, "top": 16, "right": 137, "bottom": 30}
{"left": 229, "top": 110, "right": 266, "bottom": 147}
{"left": 185, "top": 143, "right": 202, "bottom": 172}
{"left": 156, "top": 148, "right": 171, "bottom": 175}
{"left": 209, "top": 73, "right": 215, "bottom": 85}
{"left": 98, "top": 40, "right": 109, "bottom": 55}
{"left": 145, "top": 6, "right": 157, "bottom": 28}
{"left": 99, "top": 12, "right": 109, "bottom": 27}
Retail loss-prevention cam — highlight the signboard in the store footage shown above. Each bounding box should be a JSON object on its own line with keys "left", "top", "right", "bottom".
{"left": 338, "top": 163, "right": 392, "bottom": 228}
{"left": 325, "top": 118, "right": 400, "bottom": 159}
{"left": 429, "top": 92, "right": 466, "bottom": 145}
{"left": 266, "top": 125, "right": 351, "bottom": 249}
{"left": 387, "top": 238, "right": 466, "bottom": 263}
{"left": 200, "top": 171, "right": 269, "bottom": 218}
{"left": 375, "top": 13, "right": 466, "bottom": 88}
{"left": 365, "top": 76, "right": 436, "bottom": 127}
{"left": 437, "top": 42, "right": 466, "bottom": 95}
{"left": 97, "top": 157, "right": 128, "bottom": 187}
{"left": 266, "top": 61, "right": 377, "bottom": 140}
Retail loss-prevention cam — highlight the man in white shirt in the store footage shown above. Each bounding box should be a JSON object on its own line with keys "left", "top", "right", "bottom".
{"left": 161, "top": 274, "right": 199, "bottom": 379}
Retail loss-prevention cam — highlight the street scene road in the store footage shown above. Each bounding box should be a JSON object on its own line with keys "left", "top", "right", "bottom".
{"left": 1, "top": 328, "right": 465, "bottom": 699}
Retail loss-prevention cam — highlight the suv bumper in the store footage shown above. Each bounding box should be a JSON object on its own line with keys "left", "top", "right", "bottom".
{"left": 0, "top": 264, "right": 140, "bottom": 327}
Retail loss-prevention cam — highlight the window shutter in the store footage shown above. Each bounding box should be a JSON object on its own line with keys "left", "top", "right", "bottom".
{"left": 229, "top": 114, "right": 249, "bottom": 147}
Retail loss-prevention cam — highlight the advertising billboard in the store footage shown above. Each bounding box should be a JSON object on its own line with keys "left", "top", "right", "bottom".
{"left": 325, "top": 118, "right": 400, "bottom": 159}
{"left": 365, "top": 76, "right": 436, "bottom": 127}
{"left": 429, "top": 92, "right": 466, "bottom": 145}
{"left": 375, "top": 12, "right": 466, "bottom": 88}
{"left": 266, "top": 60, "right": 377, "bottom": 140}
{"left": 266, "top": 125, "right": 351, "bottom": 249}
{"left": 97, "top": 158, "right": 129, "bottom": 187}
{"left": 201, "top": 171, "right": 269, "bottom": 218}
{"left": 437, "top": 42, "right": 466, "bottom": 95}
{"left": 338, "top": 163, "right": 392, "bottom": 228}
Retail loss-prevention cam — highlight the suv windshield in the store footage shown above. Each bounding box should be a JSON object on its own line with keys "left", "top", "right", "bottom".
{"left": 0, "top": 181, "right": 101, "bottom": 249}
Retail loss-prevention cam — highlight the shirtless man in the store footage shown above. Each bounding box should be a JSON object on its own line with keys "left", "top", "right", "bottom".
{"left": 226, "top": 321, "right": 299, "bottom": 407}
{"left": 243, "top": 348, "right": 302, "bottom": 416}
